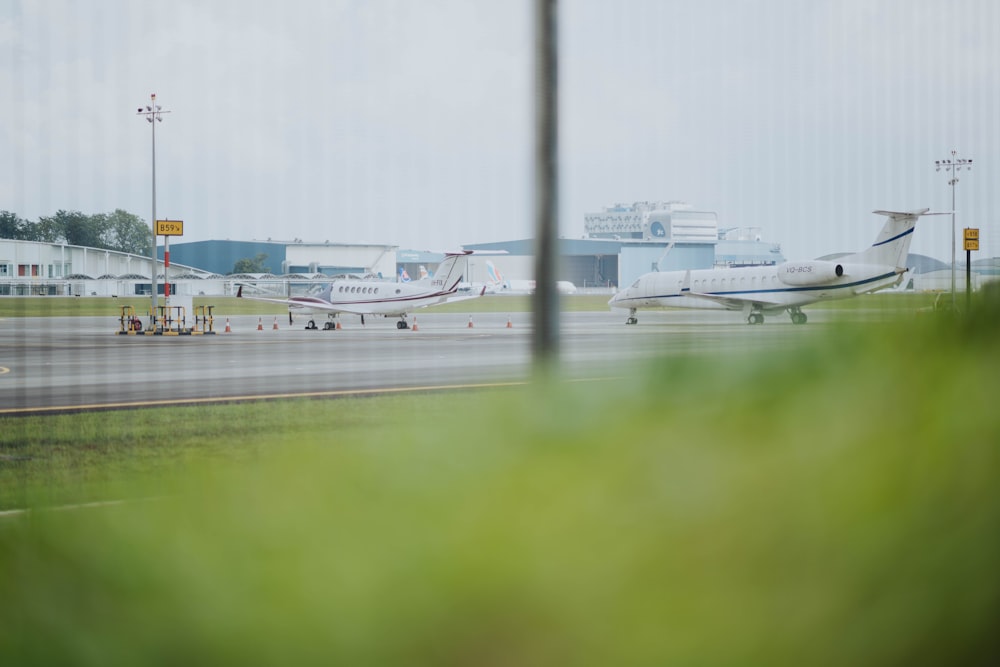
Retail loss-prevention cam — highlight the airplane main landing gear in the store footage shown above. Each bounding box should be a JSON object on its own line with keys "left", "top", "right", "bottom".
{"left": 789, "top": 307, "right": 808, "bottom": 325}
{"left": 396, "top": 319, "right": 409, "bottom": 329}
{"left": 747, "top": 312, "right": 765, "bottom": 325}
{"left": 305, "top": 320, "right": 318, "bottom": 330}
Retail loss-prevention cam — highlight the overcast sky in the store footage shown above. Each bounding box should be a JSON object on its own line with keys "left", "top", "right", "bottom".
{"left": 3, "top": 0, "right": 997, "bottom": 262}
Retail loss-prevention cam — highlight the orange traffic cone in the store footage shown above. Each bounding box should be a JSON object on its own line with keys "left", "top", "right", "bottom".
{"left": 506, "top": 315, "right": 513, "bottom": 328}
{"left": 467, "top": 315, "right": 474, "bottom": 328}
{"left": 335, "top": 321, "right": 342, "bottom": 330}
{"left": 273, "top": 316, "right": 279, "bottom": 330}
{"left": 224, "top": 318, "right": 231, "bottom": 333}
{"left": 257, "top": 317, "right": 263, "bottom": 331}
{"left": 411, "top": 317, "right": 418, "bottom": 331}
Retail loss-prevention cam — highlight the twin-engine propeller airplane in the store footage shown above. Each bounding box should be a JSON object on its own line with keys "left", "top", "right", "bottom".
{"left": 237, "top": 250, "right": 483, "bottom": 330}
{"left": 609, "top": 208, "right": 930, "bottom": 325}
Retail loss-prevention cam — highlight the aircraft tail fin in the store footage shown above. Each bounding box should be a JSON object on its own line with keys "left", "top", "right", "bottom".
{"left": 844, "top": 209, "right": 929, "bottom": 268}
{"left": 486, "top": 260, "right": 505, "bottom": 287}
{"left": 426, "top": 251, "right": 471, "bottom": 292}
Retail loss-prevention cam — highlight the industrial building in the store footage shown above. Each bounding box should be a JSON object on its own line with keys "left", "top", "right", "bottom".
{"left": 0, "top": 238, "right": 214, "bottom": 296}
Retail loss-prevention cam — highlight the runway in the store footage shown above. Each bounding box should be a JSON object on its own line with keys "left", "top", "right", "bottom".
{"left": 0, "top": 309, "right": 829, "bottom": 415}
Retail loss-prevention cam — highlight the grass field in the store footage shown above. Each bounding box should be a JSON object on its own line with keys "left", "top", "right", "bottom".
{"left": 1, "top": 288, "right": 997, "bottom": 664}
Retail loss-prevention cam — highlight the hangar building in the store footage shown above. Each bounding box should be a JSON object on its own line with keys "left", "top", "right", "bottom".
{"left": 467, "top": 201, "right": 784, "bottom": 289}
{"left": 159, "top": 240, "right": 398, "bottom": 278}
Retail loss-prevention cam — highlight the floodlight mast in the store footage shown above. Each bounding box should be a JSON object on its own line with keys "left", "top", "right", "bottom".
{"left": 136, "top": 93, "right": 171, "bottom": 326}
{"left": 934, "top": 150, "right": 972, "bottom": 311}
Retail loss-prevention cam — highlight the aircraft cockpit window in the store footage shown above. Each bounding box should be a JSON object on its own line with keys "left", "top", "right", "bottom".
{"left": 631, "top": 280, "right": 640, "bottom": 288}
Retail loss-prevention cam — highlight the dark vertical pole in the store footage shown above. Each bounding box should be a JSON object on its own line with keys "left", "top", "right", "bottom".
{"left": 966, "top": 248, "right": 971, "bottom": 312}
{"left": 533, "top": 0, "right": 559, "bottom": 368}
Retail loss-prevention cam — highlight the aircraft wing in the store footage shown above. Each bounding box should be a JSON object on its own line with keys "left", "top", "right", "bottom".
{"left": 685, "top": 290, "right": 785, "bottom": 311}
{"left": 236, "top": 285, "right": 346, "bottom": 313}
{"left": 430, "top": 285, "right": 488, "bottom": 305}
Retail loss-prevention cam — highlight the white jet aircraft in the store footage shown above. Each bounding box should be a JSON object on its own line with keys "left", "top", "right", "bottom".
{"left": 484, "top": 260, "right": 578, "bottom": 295}
{"left": 609, "top": 208, "right": 929, "bottom": 325}
{"left": 237, "top": 251, "right": 483, "bottom": 330}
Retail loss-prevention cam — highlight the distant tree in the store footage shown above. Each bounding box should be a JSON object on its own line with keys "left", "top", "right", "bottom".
{"left": 4, "top": 209, "right": 151, "bottom": 251}
{"left": 232, "top": 253, "right": 270, "bottom": 274}
{"left": 32, "top": 213, "right": 66, "bottom": 243}
{"left": 104, "top": 209, "right": 152, "bottom": 255}
{"left": 0, "top": 210, "right": 27, "bottom": 239}
{"left": 60, "top": 210, "right": 107, "bottom": 248}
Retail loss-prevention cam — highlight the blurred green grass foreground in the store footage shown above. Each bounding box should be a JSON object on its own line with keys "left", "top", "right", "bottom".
{"left": 2, "top": 289, "right": 1000, "bottom": 665}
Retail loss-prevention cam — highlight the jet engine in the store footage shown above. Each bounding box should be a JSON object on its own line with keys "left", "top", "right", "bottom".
{"left": 777, "top": 261, "right": 844, "bottom": 286}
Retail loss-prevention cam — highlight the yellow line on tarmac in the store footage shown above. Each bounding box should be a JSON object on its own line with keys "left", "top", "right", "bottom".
{"left": 0, "top": 496, "right": 165, "bottom": 519}
{"left": 0, "top": 381, "right": 531, "bottom": 416}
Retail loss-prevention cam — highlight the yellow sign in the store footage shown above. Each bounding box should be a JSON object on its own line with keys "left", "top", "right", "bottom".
{"left": 964, "top": 228, "right": 980, "bottom": 251}
{"left": 156, "top": 220, "right": 184, "bottom": 236}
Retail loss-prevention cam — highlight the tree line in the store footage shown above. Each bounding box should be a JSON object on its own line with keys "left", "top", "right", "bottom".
{"left": 0, "top": 209, "right": 152, "bottom": 256}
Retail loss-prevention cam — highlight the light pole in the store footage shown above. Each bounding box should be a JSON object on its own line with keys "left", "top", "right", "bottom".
{"left": 136, "top": 93, "right": 170, "bottom": 325}
{"left": 934, "top": 150, "right": 972, "bottom": 311}
{"left": 533, "top": 0, "right": 559, "bottom": 367}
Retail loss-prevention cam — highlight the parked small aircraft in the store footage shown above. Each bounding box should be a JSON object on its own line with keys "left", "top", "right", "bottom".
{"left": 237, "top": 251, "right": 483, "bottom": 329}
{"left": 485, "top": 260, "right": 577, "bottom": 295}
{"left": 609, "top": 208, "right": 929, "bottom": 325}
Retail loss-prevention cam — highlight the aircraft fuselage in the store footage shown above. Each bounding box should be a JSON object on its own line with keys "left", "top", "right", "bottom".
{"left": 610, "top": 261, "right": 905, "bottom": 313}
